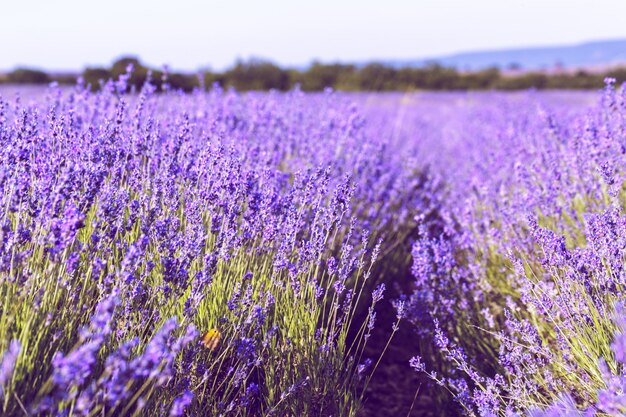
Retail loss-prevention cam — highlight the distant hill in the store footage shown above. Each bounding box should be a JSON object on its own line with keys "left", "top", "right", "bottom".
{"left": 383, "top": 39, "right": 626, "bottom": 71}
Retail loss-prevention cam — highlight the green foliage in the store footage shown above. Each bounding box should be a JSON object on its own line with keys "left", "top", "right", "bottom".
{"left": 166, "top": 72, "right": 199, "bottom": 92}
{"left": 52, "top": 74, "right": 78, "bottom": 85}
{"left": 295, "top": 62, "right": 355, "bottom": 91}
{"left": 493, "top": 73, "right": 549, "bottom": 90}
{"left": 111, "top": 56, "right": 150, "bottom": 91}
{"left": 82, "top": 67, "right": 113, "bottom": 89}
{"left": 1, "top": 56, "right": 622, "bottom": 91}
{"left": 606, "top": 67, "right": 626, "bottom": 84}
{"left": 224, "top": 59, "right": 290, "bottom": 91}
{"left": 7, "top": 68, "right": 50, "bottom": 84}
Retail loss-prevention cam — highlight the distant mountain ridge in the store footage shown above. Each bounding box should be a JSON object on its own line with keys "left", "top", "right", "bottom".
{"left": 382, "top": 39, "right": 626, "bottom": 70}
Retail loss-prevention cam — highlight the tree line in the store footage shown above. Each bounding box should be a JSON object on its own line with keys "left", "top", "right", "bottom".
{"left": 2, "top": 56, "right": 626, "bottom": 91}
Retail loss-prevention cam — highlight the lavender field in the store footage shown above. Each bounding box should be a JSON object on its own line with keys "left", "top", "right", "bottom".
{"left": 1, "top": 75, "right": 626, "bottom": 417}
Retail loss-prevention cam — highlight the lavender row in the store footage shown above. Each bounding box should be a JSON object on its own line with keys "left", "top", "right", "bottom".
{"left": 0, "top": 76, "right": 426, "bottom": 416}
{"left": 402, "top": 85, "right": 626, "bottom": 416}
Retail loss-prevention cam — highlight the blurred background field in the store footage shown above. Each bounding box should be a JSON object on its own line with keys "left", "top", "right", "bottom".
{"left": 4, "top": 0, "right": 626, "bottom": 416}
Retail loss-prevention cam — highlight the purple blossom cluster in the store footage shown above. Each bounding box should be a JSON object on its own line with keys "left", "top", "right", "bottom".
{"left": 4, "top": 75, "right": 622, "bottom": 416}
{"left": 403, "top": 85, "right": 626, "bottom": 415}
{"left": 0, "top": 77, "right": 423, "bottom": 416}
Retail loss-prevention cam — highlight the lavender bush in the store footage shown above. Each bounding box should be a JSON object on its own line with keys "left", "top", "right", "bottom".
{"left": 0, "top": 74, "right": 427, "bottom": 416}
{"left": 4, "top": 74, "right": 626, "bottom": 417}
{"left": 405, "top": 84, "right": 626, "bottom": 416}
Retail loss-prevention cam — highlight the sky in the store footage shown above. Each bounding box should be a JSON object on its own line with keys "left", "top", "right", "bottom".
{"left": 2, "top": 0, "right": 626, "bottom": 71}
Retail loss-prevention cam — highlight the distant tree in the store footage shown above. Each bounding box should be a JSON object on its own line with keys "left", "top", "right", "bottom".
{"left": 224, "top": 59, "right": 290, "bottom": 91}
{"left": 607, "top": 68, "right": 626, "bottom": 84}
{"left": 110, "top": 56, "right": 149, "bottom": 91}
{"left": 494, "top": 73, "right": 548, "bottom": 90}
{"left": 204, "top": 72, "right": 227, "bottom": 89}
{"left": 166, "top": 73, "right": 199, "bottom": 92}
{"left": 459, "top": 67, "right": 500, "bottom": 90}
{"left": 82, "top": 67, "right": 112, "bottom": 89}
{"left": 354, "top": 63, "right": 398, "bottom": 91}
{"left": 7, "top": 68, "right": 50, "bottom": 84}
{"left": 420, "top": 63, "right": 461, "bottom": 90}
{"left": 111, "top": 56, "right": 142, "bottom": 75}
{"left": 297, "top": 62, "right": 355, "bottom": 91}
{"left": 545, "top": 71, "right": 602, "bottom": 89}
{"left": 5, "top": 55, "right": 626, "bottom": 92}
{"left": 52, "top": 74, "right": 78, "bottom": 85}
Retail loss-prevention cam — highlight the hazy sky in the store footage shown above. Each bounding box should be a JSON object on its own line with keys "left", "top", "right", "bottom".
{"left": 2, "top": 0, "right": 626, "bottom": 71}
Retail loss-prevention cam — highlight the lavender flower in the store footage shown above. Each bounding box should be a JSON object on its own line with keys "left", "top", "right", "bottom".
{"left": 0, "top": 340, "right": 20, "bottom": 398}
{"left": 170, "top": 390, "right": 193, "bottom": 416}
